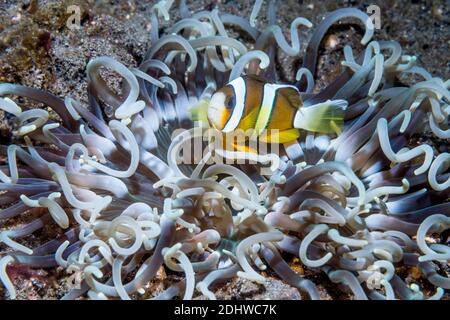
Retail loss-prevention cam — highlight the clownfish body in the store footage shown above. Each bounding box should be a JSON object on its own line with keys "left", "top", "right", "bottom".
{"left": 192, "top": 75, "right": 348, "bottom": 145}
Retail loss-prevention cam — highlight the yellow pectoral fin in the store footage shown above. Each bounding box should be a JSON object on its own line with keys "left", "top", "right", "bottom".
{"left": 259, "top": 128, "right": 300, "bottom": 144}
{"left": 190, "top": 99, "right": 210, "bottom": 124}
{"left": 238, "top": 105, "right": 260, "bottom": 131}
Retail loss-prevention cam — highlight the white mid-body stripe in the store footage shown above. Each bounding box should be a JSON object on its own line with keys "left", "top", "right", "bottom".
{"left": 222, "top": 77, "right": 246, "bottom": 133}
{"left": 254, "top": 84, "right": 298, "bottom": 136}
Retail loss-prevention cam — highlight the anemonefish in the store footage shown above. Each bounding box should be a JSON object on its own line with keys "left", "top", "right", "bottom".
{"left": 192, "top": 75, "right": 347, "bottom": 145}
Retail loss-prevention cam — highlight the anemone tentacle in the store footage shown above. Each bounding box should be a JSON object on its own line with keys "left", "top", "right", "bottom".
{"left": 0, "top": 0, "right": 448, "bottom": 300}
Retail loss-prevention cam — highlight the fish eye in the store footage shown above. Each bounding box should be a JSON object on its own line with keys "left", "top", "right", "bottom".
{"left": 225, "top": 96, "right": 235, "bottom": 109}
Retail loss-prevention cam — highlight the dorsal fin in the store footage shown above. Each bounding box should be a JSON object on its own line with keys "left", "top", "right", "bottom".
{"left": 243, "top": 75, "right": 302, "bottom": 108}
{"left": 278, "top": 86, "right": 302, "bottom": 108}
{"left": 300, "top": 92, "right": 315, "bottom": 101}
{"left": 243, "top": 74, "right": 269, "bottom": 84}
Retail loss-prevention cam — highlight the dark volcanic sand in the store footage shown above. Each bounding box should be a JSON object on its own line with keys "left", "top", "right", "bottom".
{"left": 0, "top": 0, "right": 448, "bottom": 299}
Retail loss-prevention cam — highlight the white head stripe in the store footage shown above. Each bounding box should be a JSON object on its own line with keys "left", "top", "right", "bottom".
{"left": 208, "top": 92, "right": 227, "bottom": 129}
{"left": 222, "top": 77, "right": 246, "bottom": 133}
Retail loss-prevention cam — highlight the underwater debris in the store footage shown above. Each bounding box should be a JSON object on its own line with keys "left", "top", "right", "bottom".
{"left": 0, "top": 0, "right": 449, "bottom": 300}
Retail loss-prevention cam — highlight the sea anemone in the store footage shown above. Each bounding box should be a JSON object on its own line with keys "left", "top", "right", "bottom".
{"left": 0, "top": 0, "right": 449, "bottom": 300}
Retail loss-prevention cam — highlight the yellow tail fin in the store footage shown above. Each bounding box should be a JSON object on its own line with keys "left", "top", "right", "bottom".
{"left": 293, "top": 99, "right": 347, "bottom": 135}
